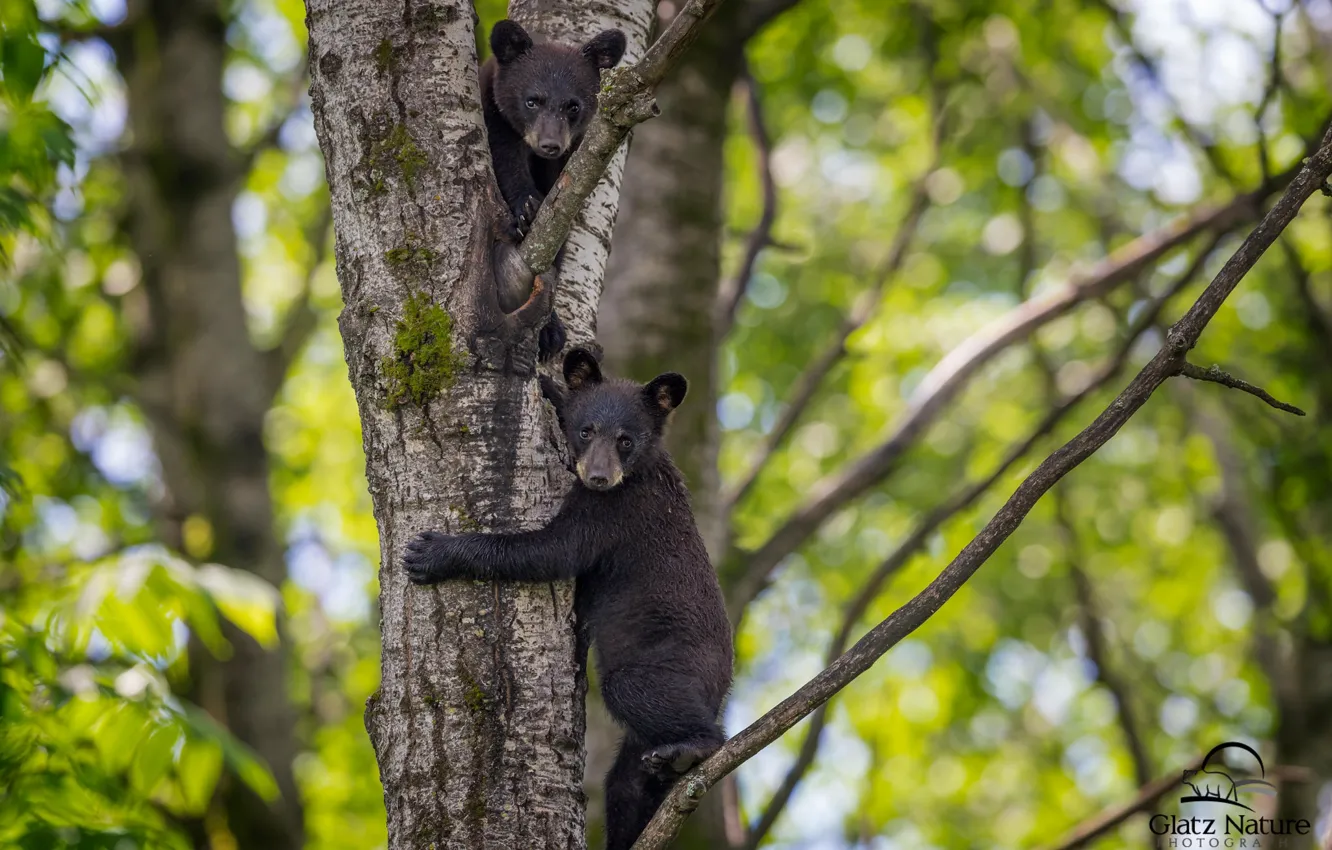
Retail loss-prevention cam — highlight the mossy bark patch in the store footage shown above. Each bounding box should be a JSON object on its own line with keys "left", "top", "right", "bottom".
{"left": 363, "top": 121, "right": 428, "bottom": 195}
{"left": 380, "top": 292, "right": 466, "bottom": 408}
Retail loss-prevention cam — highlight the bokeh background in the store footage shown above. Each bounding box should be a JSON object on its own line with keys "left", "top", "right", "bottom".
{"left": 4, "top": 0, "right": 1332, "bottom": 847}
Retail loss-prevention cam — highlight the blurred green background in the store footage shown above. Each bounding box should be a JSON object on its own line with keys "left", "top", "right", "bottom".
{"left": 3, "top": 0, "right": 1331, "bottom": 848}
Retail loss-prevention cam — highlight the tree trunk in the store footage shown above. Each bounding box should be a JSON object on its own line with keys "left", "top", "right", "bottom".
{"left": 303, "top": 1, "right": 649, "bottom": 848}
{"left": 114, "top": 4, "right": 304, "bottom": 847}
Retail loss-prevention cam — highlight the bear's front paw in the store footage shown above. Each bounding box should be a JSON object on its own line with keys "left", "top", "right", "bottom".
{"left": 403, "top": 531, "right": 461, "bottom": 585}
{"left": 510, "top": 194, "right": 543, "bottom": 240}
{"left": 538, "top": 309, "right": 567, "bottom": 362}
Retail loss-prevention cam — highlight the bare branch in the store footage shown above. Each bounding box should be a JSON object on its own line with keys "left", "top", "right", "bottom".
{"left": 722, "top": 180, "right": 1278, "bottom": 615}
{"left": 1177, "top": 361, "right": 1306, "bottom": 416}
{"left": 632, "top": 126, "right": 1332, "bottom": 850}
{"left": 1039, "top": 756, "right": 1203, "bottom": 850}
{"left": 1254, "top": 4, "right": 1288, "bottom": 185}
{"left": 742, "top": 228, "right": 1225, "bottom": 843}
{"left": 519, "top": 0, "right": 728, "bottom": 272}
{"left": 714, "top": 67, "right": 778, "bottom": 336}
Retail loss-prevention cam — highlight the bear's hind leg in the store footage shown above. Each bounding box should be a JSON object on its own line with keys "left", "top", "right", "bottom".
{"left": 605, "top": 733, "right": 669, "bottom": 850}
{"left": 601, "top": 666, "right": 725, "bottom": 781}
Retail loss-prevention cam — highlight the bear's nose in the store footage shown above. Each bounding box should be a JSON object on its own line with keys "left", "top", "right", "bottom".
{"left": 539, "top": 141, "right": 562, "bottom": 156}
{"left": 587, "top": 474, "right": 609, "bottom": 489}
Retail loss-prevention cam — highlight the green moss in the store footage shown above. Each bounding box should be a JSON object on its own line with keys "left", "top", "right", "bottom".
{"left": 364, "top": 122, "right": 428, "bottom": 192}
{"left": 385, "top": 244, "right": 438, "bottom": 267}
{"left": 386, "top": 123, "right": 427, "bottom": 187}
{"left": 449, "top": 505, "right": 482, "bottom": 533}
{"left": 463, "top": 681, "right": 486, "bottom": 714}
{"left": 374, "top": 38, "right": 394, "bottom": 74}
{"left": 380, "top": 292, "right": 466, "bottom": 408}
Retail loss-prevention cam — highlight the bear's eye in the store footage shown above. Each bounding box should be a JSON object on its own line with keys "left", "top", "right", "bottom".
{"left": 525, "top": 97, "right": 540, "bottom": 109}
{"left": 566, "top": 102, "right": 581, "bottom": 117}
{"left": 578, "top": 427, "right": 592, "bottom": 442}
{"left": 617, "top": 436, "right": 633, "bottom": 451}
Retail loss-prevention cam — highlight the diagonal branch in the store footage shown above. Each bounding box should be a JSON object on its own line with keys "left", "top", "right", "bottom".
{"left": 722, "top": 178, "right": 1282, "bottom": 615}
{"left": 741, "top": 228, "right": 1224, "bottom": 844}
{"left": 1038, "top": 756, "right": 1204, "bottom": 850}
{"left": 518, "top": 0, "right": 729, "bottom": 273}
{"left": 632, "top": 124, "right": 1332, "bottom": 850}
{"left": 714, "top": 65, "right": 778, "bottom": 337}
{"left": 1177, "top": 361, "right": 1306, "bottom": 415}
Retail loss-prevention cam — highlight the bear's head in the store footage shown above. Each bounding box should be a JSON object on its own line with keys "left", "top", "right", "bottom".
{"left": 489, "top": 20, "right": 627, "bottom": 159}
{"left": 550, "top": 347, "right": 685, "bottom": 492}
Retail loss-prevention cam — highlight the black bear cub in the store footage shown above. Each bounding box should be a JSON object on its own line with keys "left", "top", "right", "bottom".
{"left": 482, "top": 20, "right": 626, "bottom": 361}
{"left": 404, "top": 348, "right": 733, "bottom": 850}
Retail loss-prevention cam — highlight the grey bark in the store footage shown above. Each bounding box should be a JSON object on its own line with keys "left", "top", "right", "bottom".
{"left": 303, "top": 1, "right": 649, "bottom": 848}
{"left": 113, "top": 3, "right": 304, "bottom": 846}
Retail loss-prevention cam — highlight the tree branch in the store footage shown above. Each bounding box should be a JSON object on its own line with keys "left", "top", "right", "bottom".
{"left": 714, "top": 66, "right": 778, "bottom": 337}
{"left": 1038, "top": 756, "right": 1204, "bottom": 850}
{"left": 1176, "top": 361, "right": 1306, "bottom": 416}
{"left": 632, "top": 125, "right": 1332, "bottom": 850}
{"left": 741, "top": 227, "right": 1225, "bottom": 844}
{"left": 518, "top": 0, "right": 728, "bottom": 272}
{"left": 722, "top": 178, "right": 1278, "bottom": 615}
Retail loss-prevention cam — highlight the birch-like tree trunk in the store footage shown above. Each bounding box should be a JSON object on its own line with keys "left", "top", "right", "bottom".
{"left": 304, "top": 1, "right": 649, "bottom": 847}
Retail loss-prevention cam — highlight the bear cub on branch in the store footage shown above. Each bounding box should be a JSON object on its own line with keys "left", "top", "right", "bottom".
{"left": 482, "top": 20, "right": 626, "bottom": 361}
{"left": 403, "top": 348, "right": 733, "bottom": 850}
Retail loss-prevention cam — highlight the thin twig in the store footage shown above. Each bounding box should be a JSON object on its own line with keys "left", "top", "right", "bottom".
{"left": 1177, "top": 362, "right": 1306, "bottom": 415}
{"left": 722, "top": 177, "right": 1282, "bottom": 617}
{"left": 631, "top": 125, "right": 1332, "bottom": 850}
{"left": 518, "top": 0, "right": 728, "bottom": 272}
{"left": 742, "top": 227, "right": 1227, "bottom": 847}
{"left": 1254, "top": 4, "right": 1288, "bottom": 186}
{"left": 715, "top": 66, "right": 778, "bottom": 336}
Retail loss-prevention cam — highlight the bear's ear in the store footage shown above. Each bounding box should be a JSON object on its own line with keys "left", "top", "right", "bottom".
{"left": 491, "top": 20, "right": 533, "bottom": 64}
{"left": 581, "top": 29, "right": 626, "bottom": 71}
{"left": 563, "top": 347, "right": 603, "bottom": 392}
{"left": 643, "top": 373, "right": 687, "bottom": 416}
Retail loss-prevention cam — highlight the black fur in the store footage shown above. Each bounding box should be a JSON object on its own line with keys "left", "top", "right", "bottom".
{"left": 404, "top": 348, "right": 732, "bottom": 850}
{"left": 480, "top": 20, "right": 626, "bottom": 362}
